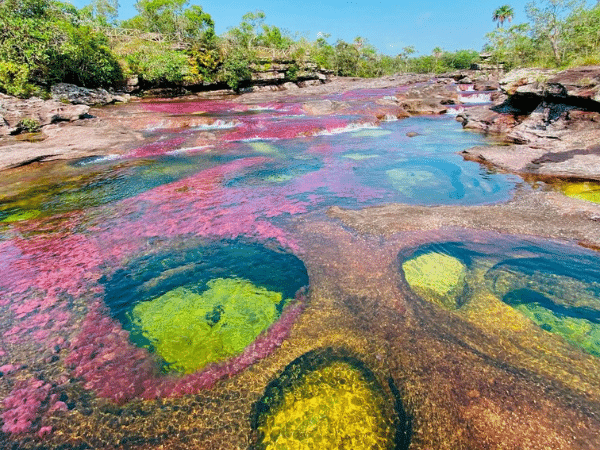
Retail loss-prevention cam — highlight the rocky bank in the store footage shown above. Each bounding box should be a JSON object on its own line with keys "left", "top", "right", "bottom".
{"left": 458, "top": 66, "right": 600, "bottom": 181}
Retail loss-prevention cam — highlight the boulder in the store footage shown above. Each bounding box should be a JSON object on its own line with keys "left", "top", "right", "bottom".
{"left": 51, "top": 83, "right": 127, "bottom": 106}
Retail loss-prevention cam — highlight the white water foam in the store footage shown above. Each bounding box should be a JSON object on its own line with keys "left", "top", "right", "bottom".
{"left": 166, "top": 145, "right": 212, "bottom": 155}
{"left": 315, "top": 122, "right": 379, "bottom": 136}
{"left": 195, "top": 120, "right": 240, "bottom": 130}
{"left": 445, "top": 106, "right": 465, "bottom": 116}
{"left": 459, "top": 93, "right": 492, "bottom": 104}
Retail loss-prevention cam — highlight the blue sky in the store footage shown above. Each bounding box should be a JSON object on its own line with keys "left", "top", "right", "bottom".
{"left": 67, "top": 0, "right": 575, "bottom": 55}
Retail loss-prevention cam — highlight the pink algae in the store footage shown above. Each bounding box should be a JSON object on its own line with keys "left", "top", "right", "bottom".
{"left": 2, "top": 378, "right": 54, "bottom": 434}
{"left": 65, "top": 297, "right": 306, "bottom": 403}
{"left": 98, "top": 157, "right": 301, "bottom": 252}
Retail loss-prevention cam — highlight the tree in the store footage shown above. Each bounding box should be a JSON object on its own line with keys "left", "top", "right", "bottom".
{"left": 81, "top": 0, "right": 119, "bottom": 25}
{"left": 0, "top": 0, "right": 122, "bottom": 95}
{"left": 493, "top": 4, "right": 515, "bottom": 28}
{"left": 398, "top": 46, "right": 416, "bottom": 72}
{"left": 123, "top": 0, "right": 214, "bottom": 42}
{"left": 526, "top": 0, "right": 584, "bottom": 65}
{"left": 432, "top": 46, "right": 443, "bottom": 73}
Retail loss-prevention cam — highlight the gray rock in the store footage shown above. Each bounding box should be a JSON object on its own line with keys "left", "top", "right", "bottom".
{"left": 0, "top": 93, "right": 90, "bottom": 136}
{"left": 51, "top": 83, "right": 121, "bottom": 106}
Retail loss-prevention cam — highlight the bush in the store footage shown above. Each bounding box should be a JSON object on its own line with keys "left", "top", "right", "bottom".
{"left": 219, "top": 49, "right": 253, "bottom": 91}
{"left": 114, "top": 39, "right": 194, "bottom": 86}
{"left": 17, "top": 118, "right": 41, "bottom": 133}
{"left": 49, "top": 25, "right": 123, "bottom": 88}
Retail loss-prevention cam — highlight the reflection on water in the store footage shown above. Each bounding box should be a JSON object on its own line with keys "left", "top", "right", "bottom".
{"left": 0, "top": 90, "right": 598, "bottom": 449}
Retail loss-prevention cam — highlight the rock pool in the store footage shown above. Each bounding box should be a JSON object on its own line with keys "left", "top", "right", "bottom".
{"left": 0, "top": 87, "right": 599, "bottom": 449}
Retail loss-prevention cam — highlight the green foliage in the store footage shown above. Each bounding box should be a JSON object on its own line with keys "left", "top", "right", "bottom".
{"left": 80, "top": 0, "right": 119, "bottom": 26}
{"left": 493, "top": 4, "right": 515, "bottom": 28}
{"left": 0, "top": 0, "right": 122, "bottom": 95}
{"left": 16, "top": 118, "right": 42, "bottom": 133}
{"left": 131, "top": 277, "right": 286, "bottom": 373}
{"left": 114, "top": 39, "right": 192, "bottom": 85}
{"left": 49, "top": 24, "right": 123, "bottom": 87}
{"left": 0, "top": 62, "right": 36, "bottom": 97}
{"left": 219, "top": 48, "right": 253, "bottom": 91}
{"left": 334, "top": 40, "right": 360, "bottom": 76}
{"left": 485, "top": 0, "right": 597, "bottom": 69}
{"left": 123, "top": 0, "right": 214, "bottom": 41}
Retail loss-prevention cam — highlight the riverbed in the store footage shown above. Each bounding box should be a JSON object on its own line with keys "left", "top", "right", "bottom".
{"left": 1, "top": 84, "right": 599, "bottom": 450}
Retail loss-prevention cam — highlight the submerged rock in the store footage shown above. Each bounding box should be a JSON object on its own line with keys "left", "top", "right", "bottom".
{"left": 402, "top": 252, "right": 467, "bottom": 309}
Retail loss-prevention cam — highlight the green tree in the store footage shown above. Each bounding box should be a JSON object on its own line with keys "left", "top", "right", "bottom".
{"left": 0, "top": 0, "right": 121, "bottom": 96}
{"left": 526, "top": 0, "right": 584, "bottom": 65}
{"left": 334, "top": 40, "right": 359, "bottom": 76}
{"left": 493, "top": 4, "right": 515, "bottom": 28}
{"left": 485, "top": 23, "right": 535, "bottom": 69}
{"left": 123, "top": 0, "right": 214, "bottom": 41}
{"left": 81, "top": 0, "right": 119, "bottom": 25}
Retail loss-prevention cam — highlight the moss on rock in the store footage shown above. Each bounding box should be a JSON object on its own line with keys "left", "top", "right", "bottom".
{"left": 254, "top": 353, "right": 397, "bottom": 450}
{"left": 131, "top": 277, "right": 286, "bottom": 373}
{"left": 402, "top": 252, "right": 467, "bottom": 309}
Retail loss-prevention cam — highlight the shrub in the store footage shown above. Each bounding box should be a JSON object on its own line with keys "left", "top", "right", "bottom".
{"left": 16, "top": 118, "right": 42, "bottom": 133}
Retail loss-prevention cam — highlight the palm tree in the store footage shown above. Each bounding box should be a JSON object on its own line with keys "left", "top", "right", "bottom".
{"left": 492, "top": 5, "right": 514, "bottom": 28}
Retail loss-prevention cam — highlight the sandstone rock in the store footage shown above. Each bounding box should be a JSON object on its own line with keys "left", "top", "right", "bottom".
{"left": 302, "top": 100, "right": 348, "bottom": 115}
{"left": 0, "top": 94, "right": 90, "bottom": 136}
{"left": 499, "top": 68, "right": 558, "bottom": 95}
{"left": 281, "top": 82, "right": 299, "bottom": 90}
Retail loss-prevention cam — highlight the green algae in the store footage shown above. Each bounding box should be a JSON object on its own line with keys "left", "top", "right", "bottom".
{"left": 560, "top": 181, "right": 600, "bottom": 203}
{"left": 264, "top": 173, "right": 295, "bottom": 183}
{"left": 249, "top": 142, "right": 284, "bottom": 158}
{"left": 351, "top": 128, "right": 392, "bottom": 138}
{"left": 1, "top": 209, "right": 41, "bottom": 223}
{"left": 386, "top": 168, "right": 441, "bottom": 197}
{"left": 131, "top": 277, "right": 287, "bottom": 373}
{"left": 342, "top": 153, "right": 379, "bottom": 161}
{"left": 512, "top": 301, "right": 600, "bottom": 357}
{"left": 402, "top": 252, "right": 467, "bottom": 309}
{"left": 253, "top": 350, "right": 399, "bottom": 450}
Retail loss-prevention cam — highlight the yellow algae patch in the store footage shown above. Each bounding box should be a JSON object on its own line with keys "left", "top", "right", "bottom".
{"left": 1, "top": 209, "right": 41, "bottom": 223}
{"left": 462, "top": 290, "right": 530, "bottom": 333}
{"left": 255, "top": 359, "right": 395, "bottom": 450}
{"left": 561, "top": 181, "right": 600, "bottom": 203}
{"left": 131, "top": 277, "right": 284, "bottom": 373}
{"left": 402, "top": 252, "right": 467, "bottom": 309}
{"left": 249, "top": 142, "right": 284, "bottom": 157}
{"left": 342, "top": 153, "right": 379, "bottom": 161}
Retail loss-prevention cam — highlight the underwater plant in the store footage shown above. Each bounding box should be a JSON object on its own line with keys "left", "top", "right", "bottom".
{"left": 131, "top": 277, "right": 288, "bottom": 373}
{"left": 561, "top": 181, "right": 600, "bottom": 204}
{"left": 402, "top": 252, "right": 467, "bottom": 309}
{"left": 252, "top": 350, "right": 401, "bottom": 450}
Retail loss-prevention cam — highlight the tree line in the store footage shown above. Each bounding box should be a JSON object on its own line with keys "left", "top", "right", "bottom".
{"left": 487, "top": 1, "right": 600, "bottom": 69}
{"left": 2, "top": 0, "right": 598, "bottom": 97}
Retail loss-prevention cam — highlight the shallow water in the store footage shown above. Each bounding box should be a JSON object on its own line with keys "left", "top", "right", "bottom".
{"left": 1, "top": 88, "right": 599, "bottom": 449}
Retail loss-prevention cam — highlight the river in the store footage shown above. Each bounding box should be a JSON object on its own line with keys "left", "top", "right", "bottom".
{"left": 1, "top": 85, "right": 599, "bottom": 449}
